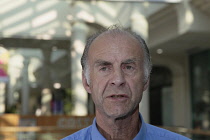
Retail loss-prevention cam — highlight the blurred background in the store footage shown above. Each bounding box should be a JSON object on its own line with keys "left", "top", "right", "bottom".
{"left": 0, "top": 0, "right": 209, "bottom": 139}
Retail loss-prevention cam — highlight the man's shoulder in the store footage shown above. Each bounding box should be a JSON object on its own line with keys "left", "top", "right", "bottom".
{"left": 145, "top": 124, "right": 191, "bottom": 140}
{"left": 61, "top": 125, "right": 92, "bottom": 140}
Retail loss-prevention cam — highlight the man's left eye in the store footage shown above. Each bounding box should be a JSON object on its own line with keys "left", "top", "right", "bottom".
{"left": 126, "top": 66, "right": 133, "bottom": 70}
{"left": 123, "top": 65, "right": 135, "bottom": 72}
{"left": 100, "top": 67, "right": 108, "bottom": 71}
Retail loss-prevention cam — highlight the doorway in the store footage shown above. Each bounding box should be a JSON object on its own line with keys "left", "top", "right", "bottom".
{"left": 149, "top": 66, "right": 173, "bottom": 126}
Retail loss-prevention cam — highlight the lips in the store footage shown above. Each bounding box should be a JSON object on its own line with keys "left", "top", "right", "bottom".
{"left": 110, "top": 95, "right": 128, "bottom": 98}
{"left": 107, "top": 94, "right": 129, "bottom": 101}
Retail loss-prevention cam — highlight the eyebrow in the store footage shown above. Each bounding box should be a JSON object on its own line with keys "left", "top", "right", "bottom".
{"left": 94, "top": 60, "right": 112, "bottom": 67}
{"left": 94, "top": 58, "right": 139, "bottom": 67}
{"left": 122, "top": 58, "right": 139, "bottom": 64}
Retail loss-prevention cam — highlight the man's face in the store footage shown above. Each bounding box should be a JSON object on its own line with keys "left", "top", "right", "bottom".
{"left": 83, "top": 33, "right": 148, "bottom": 119}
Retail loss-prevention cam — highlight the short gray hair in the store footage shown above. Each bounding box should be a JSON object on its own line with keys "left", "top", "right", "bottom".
{"left": 81, "top": 25, "right": 152, "bottom": 83}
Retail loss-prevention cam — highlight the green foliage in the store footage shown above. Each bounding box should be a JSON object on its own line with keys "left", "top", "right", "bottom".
{"left": 63, "top": 88, "right": 74, "bottom": 115}
{"left": 5, "top": 104, "right": 18, "bottom": 113}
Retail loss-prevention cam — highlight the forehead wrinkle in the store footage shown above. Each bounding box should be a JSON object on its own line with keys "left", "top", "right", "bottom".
{"left": 89, "top": 33, "right": 144, "bottom": 67}
{"left": 89, "top": 33, "right": 142, "bottom": 56}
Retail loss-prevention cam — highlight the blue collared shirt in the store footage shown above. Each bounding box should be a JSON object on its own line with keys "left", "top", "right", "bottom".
{"left": 62, "top": 114, "right": 191, "bottom": 140}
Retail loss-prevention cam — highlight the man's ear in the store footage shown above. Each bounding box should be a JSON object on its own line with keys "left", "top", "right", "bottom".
{"left": 82, "top": 71, "right": 92, "bottom": 94}
{"left": 143, "top": 78, "right": 150, "bottom": 91}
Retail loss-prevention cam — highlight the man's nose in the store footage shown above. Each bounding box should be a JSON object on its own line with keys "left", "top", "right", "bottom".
{"left": 110, "top": 68, "right": 126, "bottom": 86}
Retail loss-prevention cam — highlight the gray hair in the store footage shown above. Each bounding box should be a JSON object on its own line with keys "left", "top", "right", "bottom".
{"left": 81, "top": 25, "right": 152, "bottom": 84}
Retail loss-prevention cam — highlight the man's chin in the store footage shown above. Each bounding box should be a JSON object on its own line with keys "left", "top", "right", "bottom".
{"left": 106, "top": 112, "right": 129, "bottom": 120}
{"left": 105, "top": 108, "right": 138, "bottom": 120}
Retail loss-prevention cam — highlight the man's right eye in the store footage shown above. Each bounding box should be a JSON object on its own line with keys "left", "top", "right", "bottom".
{"left": 100, "top": 67, "right": 108, "bottom": 71}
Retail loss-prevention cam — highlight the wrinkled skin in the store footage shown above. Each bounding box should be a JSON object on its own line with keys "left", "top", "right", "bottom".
{"left": 82, "top": 32, "right": 149, "bottom": 120}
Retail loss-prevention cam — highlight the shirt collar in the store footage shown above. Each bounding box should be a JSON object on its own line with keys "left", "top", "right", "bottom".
{"left": 133, "top": 113, "right": 147, "bottom": 140}
{"left": 91, "top": 113, "right": 147, "bottom": 140}
{"left": 91, "top": 118, "right": 106, "bottom": 140}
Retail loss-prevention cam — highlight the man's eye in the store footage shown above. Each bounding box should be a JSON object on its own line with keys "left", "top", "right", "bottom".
{"left": 126, "top": 66, "right": 133, "bottom": 70}
{"left": 122, "top": 64, "right": 135, "bottom": 74}
{"left": 100, "top": 67, "right": 108, "bottom": 71}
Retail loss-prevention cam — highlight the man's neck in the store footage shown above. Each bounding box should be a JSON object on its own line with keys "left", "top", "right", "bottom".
{"left": 96, "top": 110, "right": 141, "bottom": 140}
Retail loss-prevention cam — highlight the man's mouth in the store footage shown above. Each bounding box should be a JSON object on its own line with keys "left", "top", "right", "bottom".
{"left": 111, "top": 95, "right": 126, "bottom": 98}
{"left": 107, "top": 94, "right": 129, "bottom": 101}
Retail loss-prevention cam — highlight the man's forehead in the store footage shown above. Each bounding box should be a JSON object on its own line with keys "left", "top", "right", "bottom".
{"left": 87, "top": 31, "right": 143, "bottom": 63}
{"left": 91, "top": 32, "right": 115, "bottom": 44}
{"left": 90, "top": 32, "right": 138, "bottom": 49}
{"left": 94, "top": 58, "right": 141, "bottom": 65}
{"left": 97, "top": 30, "right": 134, "bottom": 41}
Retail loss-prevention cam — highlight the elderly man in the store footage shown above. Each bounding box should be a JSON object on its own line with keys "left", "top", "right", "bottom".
{"left": 62, "top": 26, "right": 190, "bottom": 140}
